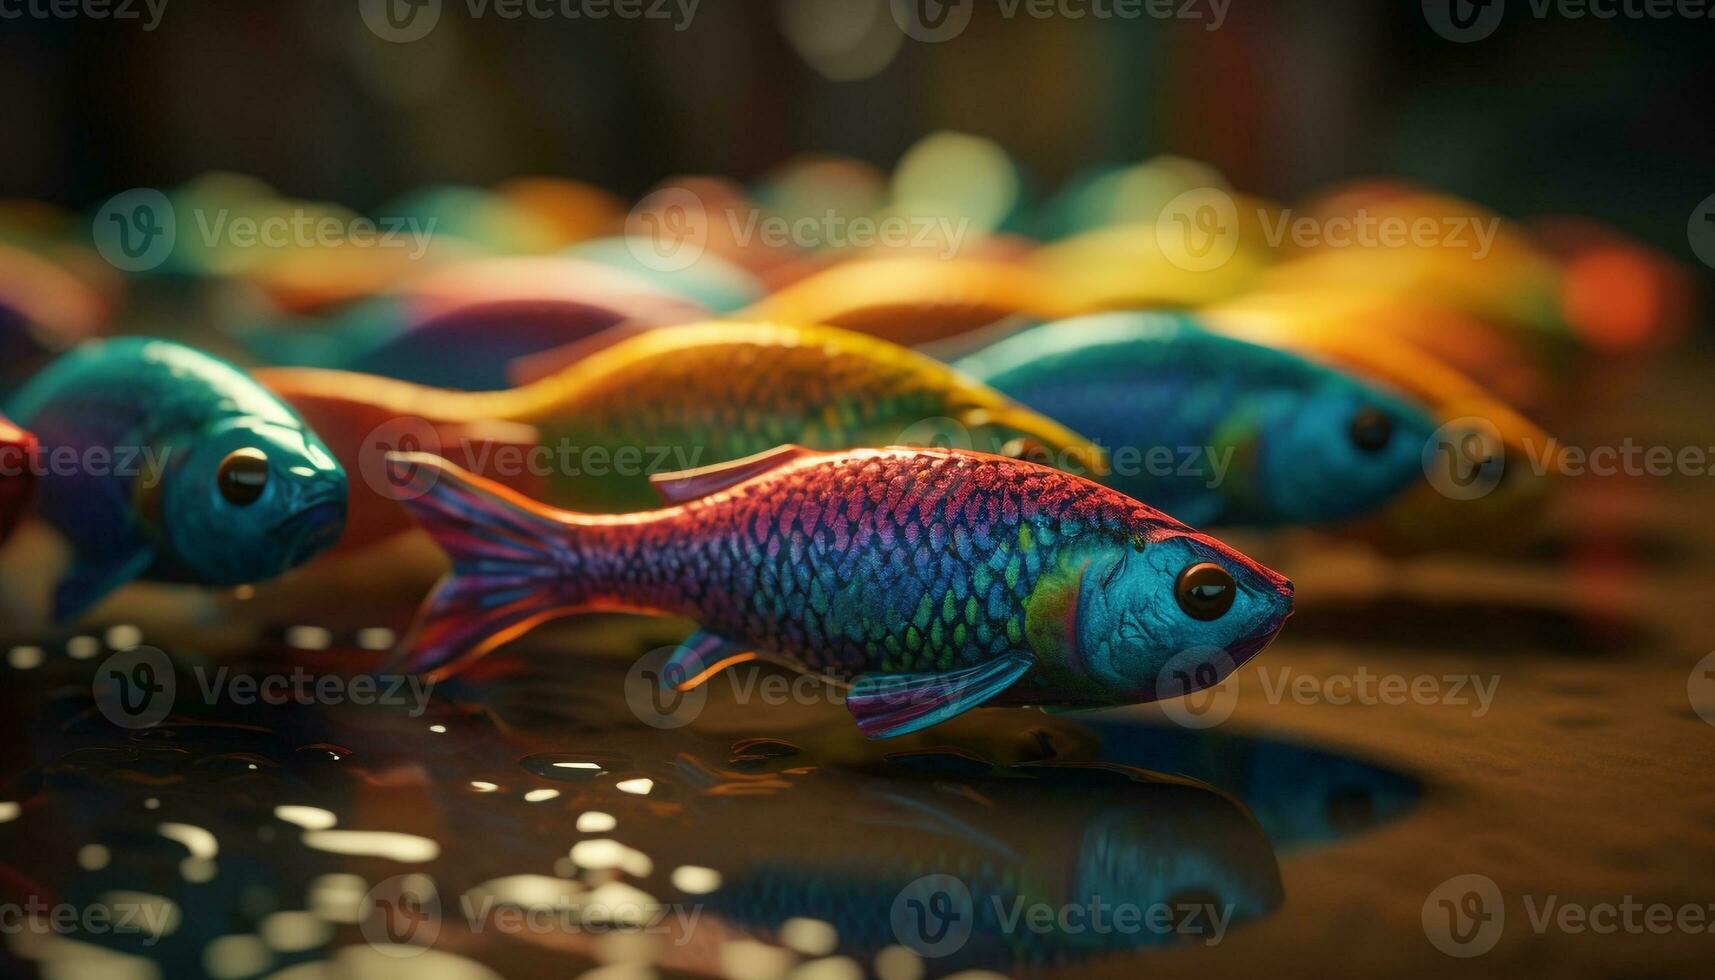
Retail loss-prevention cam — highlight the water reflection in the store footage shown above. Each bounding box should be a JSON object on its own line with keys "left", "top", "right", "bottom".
{"left": 0, "top": 626, "right": 1418, "bottom": 978}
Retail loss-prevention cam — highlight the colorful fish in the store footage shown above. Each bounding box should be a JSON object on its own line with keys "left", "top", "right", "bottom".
{"left": 386, "top": 445, "right": 1293, "bottom": 738}
{"left": 5, "top": 338, "right": 348, "bottom": 621}
{"left": 234, "top": 256, "right": 708, "bottom": 390}
{"left": 1200, "top": 303, "right": 1565, "bottom": 553}
{"left": 261, "top": 320, "right": 1105, "bottom": 521}
{"left": 0, "top": 414, "right": 35, "bottom": 544}
{"left": 741, "top": 256, "right": 1067, "bottom": 348}
{"left": 957, "top": 313, "right": 1440, "bottom": 528}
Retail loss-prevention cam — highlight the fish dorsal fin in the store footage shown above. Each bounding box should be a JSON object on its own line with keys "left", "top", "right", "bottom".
{"left": 649, "top": 445, "right": 815, "bottom": 505}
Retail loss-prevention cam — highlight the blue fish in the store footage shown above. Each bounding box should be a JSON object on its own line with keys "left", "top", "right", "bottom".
{"left": 956, "top": 312, "right": 1440, "bottom": 527}
{"left": 6, "top": 338, "right": 347, "bottom": 621}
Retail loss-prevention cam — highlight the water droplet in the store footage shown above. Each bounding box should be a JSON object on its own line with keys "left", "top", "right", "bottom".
{"left": 670, "top": 865, "right": 722, "bottom": 895}
{"left": 577, "top": 811, "right": 617, "bottom": 833}
{"left": 285, "top": 626, "right": 332, "bottom": 651}
{"left": 275, "top": 805, "right": 338, "bottom": 831}
{"left": 104, "top": 625, "right": 143, "bottom": 650}
{"left": 521, "top": 751, "right": 631, "bottom": 782}
{"left": 77, "top": 844, "right": 110, "bottom": 870}
{"left": 356, "top": 628, "right": 396, "bottom": 651}
{"left": 7, "top": 645, "right": 44, "bottom": 669}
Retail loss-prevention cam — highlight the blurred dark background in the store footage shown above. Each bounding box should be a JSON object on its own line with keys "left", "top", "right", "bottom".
{"left": 2, "top": 0, "right": 1713, "bottom": 262}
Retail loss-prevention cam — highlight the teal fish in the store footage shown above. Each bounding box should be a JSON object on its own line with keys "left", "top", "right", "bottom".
{"left": 6, "top": 338, "right": 347, "bottom": 621}
{"left": 956, "top": 313, "right": 1440, "bottom": 527}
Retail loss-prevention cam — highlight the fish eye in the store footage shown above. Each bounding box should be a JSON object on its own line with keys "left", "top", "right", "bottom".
{"left": 218, "top": 448, "right": 270, "bottom": 506}
{"left": 1348, "top": 406, "right": 1394, "bottom": 453}
{"left": 1175, "top": 562, "right": 1235, "bottom": 621}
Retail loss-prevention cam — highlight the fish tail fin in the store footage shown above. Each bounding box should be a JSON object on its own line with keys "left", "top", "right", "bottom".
{"left": 384, "top": 451, "right": 585, "bottom": 676}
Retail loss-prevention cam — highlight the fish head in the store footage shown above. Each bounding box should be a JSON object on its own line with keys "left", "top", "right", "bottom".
{"left": 1347, "top": 393, "right": 1562, "bottom": 553}
{"left": 1253, "top": 372, "right": 1439, "bottom": 524}
{"left": 158, "top": 417, "right": 348, "bottom": 583}
{"left": 1037, "top": 527, "right": 1291, "bottom": 705}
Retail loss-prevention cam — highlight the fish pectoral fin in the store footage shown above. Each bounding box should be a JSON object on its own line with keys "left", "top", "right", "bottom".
{"left": 846, "top": 652, "right": 1035, "bottom": 740}
{"left": 649, "top": 445, "right": 817, "bottom": 506}
{"left": 660, "top": 629, "right": 755, "bottom": 692}
{"left": 53, "top": 547, "right": 154, "bottom": 625}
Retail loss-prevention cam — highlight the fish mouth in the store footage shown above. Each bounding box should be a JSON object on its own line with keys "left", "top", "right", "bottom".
{"left": 272, "top": 497, "right": 348, "bottom": 562}
{"left": 1226, "top": 617, "right": 1289, "bottom": 666}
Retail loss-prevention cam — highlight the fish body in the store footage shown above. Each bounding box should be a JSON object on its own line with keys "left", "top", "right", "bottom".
{"left": 0, "top": 414, "right": 35, "bottom": 543}
{"left": 387, "top": 445, "right": 1292, "bottom": 737}
{"left": 741, "top": 257, "right": 1066, "bottom": 348}
{"left": 259, "top": 320, "right": 1104, "bottom": 528}
{"left": 1199, "top": 303, "right": 1565, "bottom": 551}
{"left": 236, "top": 257, "right": 707, "bottom": 390}
{"left": 957, "top": 313, "right": 1439, "bottom": 527}
{"left": 6, "top": 338, "right": 348, "bottom": 621}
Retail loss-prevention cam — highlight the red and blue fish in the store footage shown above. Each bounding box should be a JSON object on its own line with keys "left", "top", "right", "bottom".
{"left": 388, "top": 444, "right": 1293, "bottom": 738}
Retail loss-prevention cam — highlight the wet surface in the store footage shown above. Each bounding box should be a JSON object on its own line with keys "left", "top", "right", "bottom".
{"left": 0, "top": 620, "right": 1418, "bottom": 979}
